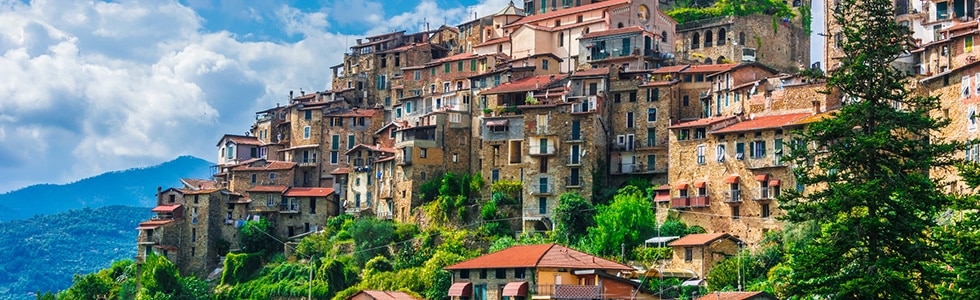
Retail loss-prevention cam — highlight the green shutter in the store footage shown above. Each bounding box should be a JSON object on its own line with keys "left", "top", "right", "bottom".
{"left": 471, "top": 59, "right": 477, "bottom": 71}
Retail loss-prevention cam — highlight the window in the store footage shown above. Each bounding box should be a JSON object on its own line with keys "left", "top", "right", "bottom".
{"left": 331, "top": 151, "right": 339, "bottom": 164}
{"left": 774, "top": 139, "right": 784, "bottom": 164}
{"left": 395, "top": 108, "right": 402, "bottom": 118}
{"left": 304, "top": 110, "right": 312, "bottom": 120}
{"left": 267, "top": 195, "right": 275, "bottom": 207}
{"left": 750, "top": 140, "right": 766, "bottom": 158}
{"left": 515, "top": 268, "right": 526, "bottom": 279}
{"left": 509, "top": 140, "right": 522, "bottom": 163}
{"left": 718, "top": 28, "right": 726, "bottom": 45}
{"left": 491, "top": 169, "right": 500, "bottom": 183}
{"left": 647, "top": 128, "right": 656, "bottom": 146}
{"left": 420, "top": 148, "right": 428, "bottom": 158}
{"left": 303, "top": 126, "right": 311, "bottom": 139}
{"left": 697, "top": 145, "right": 706, "bottom": 164}
{"left": 251, "top": 174, "right": 257, "bottom": 184}
{"left": 969, "top": 106, "right": 978, "bottom": 131}
{"left": 679, "top": 129, "right": 690, "bottom": 141}
{"left": 542, "top": 59, "right": 549, "bottom": 70}
{"left": 348, "top": 135, "right": 355, "bottom": 149}
{"left": 460, "top": 270, "right": 470, "bottom": 279}
{"left": 377, "top": 75, "right": 386, "bottom": 89}
{"left": 627, "top": 112, "right": 635, "bottom": 128}
{"left": 692, "top": 32, "right": 700, "bottom": 49}
{"left": 496, "top": 268, "right": 506, "bottom": 279}
{"left": 191, "top": 228, "right": 197, "bottom": 242}
{"left": 458, "top": 61, "right": 463, "bottom": 72}
{"left": 647, "top": 154, "right": 656, "bottom": 170}
{"left": 732, "top": 205, "right": 740, "bottom": 219}
{"left": 414, "top": 70, "right": 421, "bottom": 80}
{"left": 694, "top": 128, "right": 706, "bottom": 139}
{"left": 716, "top": 144, "right": 726, "bottom": 162}
{"left": 684, "top": 247, "right": 693, "bottom": 261}
{"left": 570, "top": 144, "right": 581, "bottom": 164}
{"left": 310, "top": 198, "right": 316, "bottom": 214}
{"left": 571, "top": 120, "right": 581, "bottom": 140}
{"left": 647, "top": 108, "right": 657, "bottom": 122}
{"left": 614, "top": 93, "right": 621, "bottom": 103}
{"left": 762, "top": 203, "right": 771, "bottom": 218}
{"left": 538, "top": 196, "right": 547, "bottom": 214}
{"left": 735, "top": 142, "right": 745, "bottom": 160}
{"left": 558, "top": 32, "right": 565, "bottom": 47}
{"left": 682, "top": 95, "right": 690, "bottom": 106}
{"left": 629, "top": 91, "right": 636, "bottom": 102}
{"left": 471, "top": 59, "right": 477, "bottom": 71}
{"left": 194, "top": 195, "right": 199, "bottom": 204}
{"left": 480, "top": 269, "right": 488, "bottom": 279}
{"left": 648, "top": 88, "right": 659, "bottom": 102}
{"left": 444, "top": 63, "right": 450, "bottom": 73}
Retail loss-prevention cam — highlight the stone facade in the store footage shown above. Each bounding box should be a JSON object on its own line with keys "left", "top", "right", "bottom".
{"left": 669, "top": 234, "right": 741, "bottom": 278}
{"left": 921, "top": 61, "right": 980, "bottom": 194}
{"left": 676, "top": 14, "right": 809, "bottom": 72}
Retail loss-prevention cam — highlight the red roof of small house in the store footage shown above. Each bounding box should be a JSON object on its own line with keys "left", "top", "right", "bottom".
{"left": 652, "top": 65, "right": 690, "bottom": 74}
{"left": 346, "top": 144, "right": 397, "bottom": 155}
{"left": 581, "top": 26, "right": 646, "bottom": 39}
{"left": 180, "top": 188, "right": 220, "bottom": 195}
{"left": 640, "top": 80, "right": 679, "bottom": 87}
{"left": 444, "top": 244, "right": 632, "bottom": 271}
{"left": 284, "top": 187, "right": 335, "bottom": 197}
{"left": 505, "top": 0, "right": 629, "bottom": 28}
{"left": 571, "top": 67, "right": 610, "bottom": 77}
{"left": 475, "top": 36, "right": 511, "bottom": 47}
{"left": 331, "top": 167, "right": 350, "bottom": 175}
{"left": 231, "top": 160, "right": 296, "bottom": 171}
{"left": 790, "top": 111, "right": 836, "bottom": 125}
{"left": 429, "top": 52, "right": 478, "bottom": 65}
{"left": 680, "top": 63, "right": 739, "bottom": 74}
{"left": 349, "top": 290, "right": 421, "bottom": 300}
{"left": 151, "top": 205, "right": 182, "bottom": 213}
{"left": 669, "top": 116, "right": 737, "bottom": 129}
{"left": 711, "top": 113, "right": 812, "bottom": 134}
{"left": 136, "top": 219, "right": 175, "bottom": 230}
{"left": 246, "top": 185, "right": 288, "bottom": 193}
{"left": 216, "top": 134, "right": 262, "bottom": 147}
{"left": 181, "top": 178, "right": 218, "bottom": 190}
{"left": 479, "top": 74, "right": 567, "bottom": 95}
{"left": 942, "top": 20, "right": 978, "bottom": 33}
{"left": 695, "top": 291, "right": 777, "bottom": 300}
{"left": 669, "top": 233, "right": 741, "bottom": 247}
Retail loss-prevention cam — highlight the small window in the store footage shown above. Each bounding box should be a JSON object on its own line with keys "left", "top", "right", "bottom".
{"left": 304, "top": 110, "right": 312, "bottom": 120}
{"left": 303, "top": 126, "right": 311, "bottom": 139}
{"left": 542, "top": 59, "right": 549, "bottom": 70}
{"left": 732, "top": 205, "right": 740, "bottom": 219}
{"left": 420, "top": 148, "right": 428, "bottom": 158}
{"left": 495, "top": 268, "right": 506, "bottom": 279}
{"left": 460, "top": 269, "right": 470, "bottom": 279}
{"left": 684, "top": 247, "right": 693, "bottom": 261}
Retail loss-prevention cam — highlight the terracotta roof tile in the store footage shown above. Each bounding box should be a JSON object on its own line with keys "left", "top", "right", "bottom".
{"left": 137, "top": 219, "right": 175, "bottom": 230}
{"left": 231, "top": 160, "right": 296, "bottom": 171}
{"left": 581, "top": 26, "right": 645, "bottom": 39}
{"left": 652, "top": 65, "right": 691, "bottom": 74}
{"left": 330, "top": 167, "right": 350, "bottom": 175}
{"left": 284, "top": 187, "right": 335, "bottom": 197}
{"left": 669, "top": 233, "right": 738, "bottom": 247}
{"left": 151, "top": 205, "right": 182, "bottom": 213}
{"left": 246, "top": 185, "right": 288, "bottom": 193}
{"left": 180, "top": 188, "right": 221, "bottom": 195}
{"left": 217, "top": 134, "right": 261, "bottom": 147}
{"left": 943, "top": 20, "right": 978, "bottom": 33}
{"left": 354, "top": 290, "right": 421, "bottom": 300}
{"left": 445, "top": 244, "right": 632, "bottom": 271}
{"left": 180, "top": 178, "right": 218, "bottom": 190}
{"left": 505, "top": 0, "right": 629, "bottom": 28}
{"left": 480, "top": 74, "right": 567, "bottom": 95}
{"left": 571, "top": 67, "right": 610, "bottom": 77}
{"left": 680, "top": 63, "right": 739, "bottom": 74}
{"left": 711, "top": 113, "right": 811, "bottom": 134}
{"left": 669, "top": 116, "right": 737, "bottom": 129}
{"left": 429, "top": 52, "right": 478, "bottom": 65}
{"left": 475, "top": 36, "right": 511, "bottom": 47}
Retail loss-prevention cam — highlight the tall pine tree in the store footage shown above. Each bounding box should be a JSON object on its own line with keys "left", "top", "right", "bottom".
{"left": 780, "top": 0, "right": 962, "bottom": 297}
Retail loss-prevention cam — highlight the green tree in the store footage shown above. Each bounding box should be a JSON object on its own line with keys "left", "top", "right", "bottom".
{"left": 584, "top": 186, "right": 657, "bottom": 259}
{"left": 779, "top": 0, "right": 962, "bottom": 296}
{"left": 239, "top": 219, "right": 281, "bottom": 254}
{"left": 348, "top": 217, "right": 396, "bottom": 267}
{"left": 934, "top": 163, "right": 980, "bottom": 298}
{"left": 553, "top": 192, "right": 595, "bottom": 245}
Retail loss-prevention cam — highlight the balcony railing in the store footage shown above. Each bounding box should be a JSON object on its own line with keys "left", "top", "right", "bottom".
{"left": 298, "top": 160, "right": 317, "bottom": 168}
{"left": 529, "top": 144, "right": 556, "bottom": 155}
{"left": 724, "top": 190, "right": 742, "bottom": 203}
{"left": 565, "top": 176, "right": 584, "bottom": 187}
{"left": 534, "top": 284, "right": 600, "bottom": 299}
{"left": 754, "top": 187, "right": 774, "bottom": 201}
{"left": 671, "top": 196, "right": 690, "bottom": 208}
{"left": 744, "top": 155, "right": 787, "bottom": 169}
{"left": 690, "top": 195, "right": 710, "bottom": 207}
{"left": 611, "top": 163, "right": 666, "bottom": 175}
{"left": 397, "top": 157, "right": 412, "bottom": 166}
{"left": 279, "top": 202, "right": 299, "bottom": 213}
{"left": 530, "top": 184, "right": 554, "bottom": 195}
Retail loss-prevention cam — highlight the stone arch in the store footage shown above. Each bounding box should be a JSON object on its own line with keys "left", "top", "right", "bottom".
{"left": 692, "top": 32, "right": 700, "bottom": 49}
{"left": 717, "top": 56, "right": 727, "bottom": 64}
{"left": 705, "top": 57, "right": 713, "bottom": 64}
{"left": 704, "top": 30, "right": 713, "bottom": 47}
{"left": 717, "top": 28, "right": 727, "bottom": 45}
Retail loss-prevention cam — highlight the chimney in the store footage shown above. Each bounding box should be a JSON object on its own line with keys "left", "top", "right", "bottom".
{"left": 356, "top": 38, "right": 363, "bottom": 45}
{"left": 157, "top": 186, "right": 162, "bottom": 204}
{"left": 289, "top": 90, "right": 294, "bottom": 100}
{"left": 301, "top": 89, "right": 305, "bottom": 96}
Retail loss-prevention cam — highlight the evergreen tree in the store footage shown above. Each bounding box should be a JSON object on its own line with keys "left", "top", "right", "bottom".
{"left": 780, "top": 0, "right": 962, "bottom": 297}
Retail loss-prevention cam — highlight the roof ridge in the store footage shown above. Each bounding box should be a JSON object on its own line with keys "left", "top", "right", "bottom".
{"left": 533, "top": 243, "right": 558, "bottom": 267}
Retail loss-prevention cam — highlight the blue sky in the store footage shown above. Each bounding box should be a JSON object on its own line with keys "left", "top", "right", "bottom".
{"left": 0, "top": 0, "right": 824, "bottom": 193}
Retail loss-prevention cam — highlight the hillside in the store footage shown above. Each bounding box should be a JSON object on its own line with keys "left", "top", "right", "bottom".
{"left": 0, "top": 155, "right": 213, "bottom": 221}
{"left": 0, "top": 206, "right": 151, "bottom": 300}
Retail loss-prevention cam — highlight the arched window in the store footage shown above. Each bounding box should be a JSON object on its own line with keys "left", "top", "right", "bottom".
{"left": 662, "top": 31, "right": 668, "bottom": 43}
{"left": 692, "top": 32, "right": 700, "bottom": 49}
{"left": 704, "top": 30, "right": 713, "bottom": 47}
{"left": 618, "top": 22, "right": 624, "bottom": 28}
{"left": 558, "top": 32, "right": 565, "bottom": 47}
{"left": 705, "top": 57, "right": 713, "bottom": 64}
{"left": 739, "top": 32, "right": 746, "bottom": 46}
{"left": 717, "top": 28, "right": 727, "bottom": 45}
{"left": 717, "top": 56, "right": 726, "bottom": 64}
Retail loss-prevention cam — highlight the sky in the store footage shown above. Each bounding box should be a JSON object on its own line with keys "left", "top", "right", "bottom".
{"left": 0, "top": 0, "right": 825, "bottom": 193}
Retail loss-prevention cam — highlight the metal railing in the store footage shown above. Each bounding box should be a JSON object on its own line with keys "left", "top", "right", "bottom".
{"left": 529, "top": 144, "right": 556, "bottom": 155}
{"left": 565, "top": 176, "right": 584, "bottom": 187}
{"left": 533, "top": 284, "right": 600, "bottom": 299}
{"left": 530, "top": 184, "right": 554, "bottom": 195}
{"left": 724, "top": 190, "right": 742, "bottom": 203}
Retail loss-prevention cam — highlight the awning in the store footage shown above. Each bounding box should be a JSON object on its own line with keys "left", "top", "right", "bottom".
{"left": 755, "top": 174, "right": 769, "bottom": 182}
{"left": 502, "top": 281, "right": 528, "bottom": 296}
{"left": 693, "top": 181, "right": 706, "bottom": 188}
{"left": 448, "top": 282, "right": 472, "bottom": 297}
{"left": 151, "top": 205, "right": 182, "bottom": 213}
{"left": 724, "top": 175, "right": 740, "bottom": 184}
{"left": 675, "top": 183, "right": 689, "bottom": 190}
{"left": 654, "top": 190, "right": 671, "bottom": 202}
{"left": 486, "top": 119, "right": 509, "bottom": 127}
{"left": 654, "top": 184, "right": 671, "bottom": 191}
{"left": 769, "top": 179, "right": 782, "bottom": 186}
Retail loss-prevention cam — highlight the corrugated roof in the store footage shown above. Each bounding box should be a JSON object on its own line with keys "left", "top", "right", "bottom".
{"left": 284, "top": 187, "right": 335, "bottom": 197}
{"left": 711, "top": 113, "right": 811, "bottom": 134}
{"left": 669, "top": 233, "right": 737, "bottom": 247}
{"left": 444, "top": 244, "right": 632, "bottom": 270}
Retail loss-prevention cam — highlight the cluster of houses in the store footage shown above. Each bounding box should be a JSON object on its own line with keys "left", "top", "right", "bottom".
{"left": 133, "top": 0, "right": 980, "bottom": 298}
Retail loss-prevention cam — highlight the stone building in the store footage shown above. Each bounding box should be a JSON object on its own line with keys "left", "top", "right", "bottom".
{"left": 916, "top": 19, "right": 980, "bottom": 77}
{"left": 580, "top": 26, "right": 669, "bottom": 71}
{"left": 606, "top": 67, "right": 672, "bottom": 187}
{"left": 675, "top": 14, "right": 809, "bottom": 72}
{"left": 137, "top": 187, "right": 227, "bottom": 278}
{"left": 667, "top": 233, "right": 742, "bottom": 280}
{"left": 444, "top": 244, "right": 657, "bottom": 300}
{"left": 216, "top": 134, "right": 262, "bottom": 167}
{"left": 920, "top": 60, "right": 980, "bottom": 194}
{"left": 343, "top": 144, "right": 396, "bottom": 216}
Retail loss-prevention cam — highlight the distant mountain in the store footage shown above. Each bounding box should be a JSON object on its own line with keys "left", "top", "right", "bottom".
{"left": 0, "top": 155, "right": 213, "bottom": 221}
{"left": 0, "top": 206, "right": 150, "bottom": 300}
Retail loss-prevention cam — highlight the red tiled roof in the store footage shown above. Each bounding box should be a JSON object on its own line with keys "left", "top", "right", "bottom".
{"left": 943, "top": 20, "right": 978, "bottom": 33}
{"left": 791, "top": 111, "right": 836, "bottom": 125}
{"left": 669, "top": 233, "right": 736, "bottom": 247}
{"left": 724, "top": 175, "right": 740, "bottom": 184}
{"left": 137, "top": 219, "right": 175, "bottom": 230}
{"left": 652, "top": 65, "right": 690, "bottom": 74}
{"left": 680, "top": 63, "right": 739, "bottom": 74}
{"left": 429, "top": 52, "right": 478, "bottom": 65}
{"left": 695, "top": 291, "right": 775, "bottom": 300}
{"left": 581, "top": 26, "right": 645, "bottom": 39}
{"left": 151, "top": 205, "right": 182, "bottom": 213}
{"left": 217, "top": 134, "right": 261, "bottom": 147}
{"left": 669, "top": 116, "right": 736, "bottom": 129}
{"left": 246, "top": 185, "right": 288, "bottom": 193}
{"left": 181, "top": 178, "right": 217, "bottom": 190}
{"left": 354, "top": 290, "right": 421, "bottom": 300}
{"left": 505, "top": 0, "right": 629, "bottom": 28}
{"left": 180, "top": 188, "right": 220, "bottom": 195}
{"left": 571, "top": 67, "right": 610, "bottom": 77}
{"left": 231, "top": 160, "right": 296, "bottom": 171}
{"left": 444, "top": 244, "right": 632, "bottom": 271}
{"left": 331, "top": 167, "right": 350, "bottom": 175}
{"left": 284, "top": 187, "right": 335, "bottom": 197}
{"left": 479, "top": 74, "right": 567, "bottom": 95}
{"left": 711, "top": 113, "right": 811, "bottom": 134}
{"left": 475, "top": 36, "right": 511, "bottom": 47}
{"left": 346, "top": 144, "right": 397, "bottom": 155}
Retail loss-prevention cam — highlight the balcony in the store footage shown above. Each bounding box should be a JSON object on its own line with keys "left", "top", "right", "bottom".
{"left": 529, "top": 144, "right": 556, "bottom": 156}
{"left": 534, "top": 284, "right": 600, "bottom": 299}
{"left": 744, "top": 155, "right": 787, "bottom": 170}
{"left": 565, "top": 176, "right": 584, "bottom": 188}
{"left": 690, "top": 195, "right": 710, "bottom": 207}
{"left": 671, "top": 196, "right": 689, "bottom": 208}
{"left": 298, "top": 159, "right": 317, "bottom": 168}
{"left": 530, "top": 183, "right": 554, "bottom": 195}
{"left": 754, "top": 187, "right": 775, "bottom": 201}
{"left": 724, "top": 190, "right": 742, "bottom": 203}
{"left": 611, "top": 163, "right": 666, "bottom": 175}
{"left": 279, "top": 202, "right": 299, "bottom": 213}
{"left": 397, "top": 157, "right": 412, "bottom": 166}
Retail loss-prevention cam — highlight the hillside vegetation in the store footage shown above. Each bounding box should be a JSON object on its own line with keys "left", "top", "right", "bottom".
{"left": 0, "top": 206, "right": 149, "bottom": 300}
{"left": 0, "top": 155, "right": 212, "bottom": 221}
